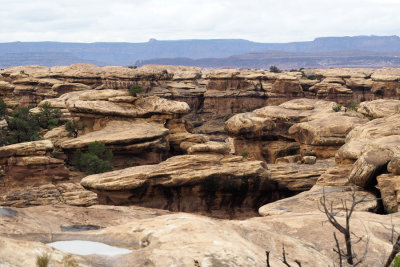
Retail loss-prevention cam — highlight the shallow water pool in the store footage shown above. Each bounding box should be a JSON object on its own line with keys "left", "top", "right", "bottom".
{"left": 47, "top": 240, "right": 132, "bottom": 256}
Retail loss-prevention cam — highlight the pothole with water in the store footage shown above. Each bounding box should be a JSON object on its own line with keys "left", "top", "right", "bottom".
{"left": 47, "top": 240, "right": 132, "bottom": 256}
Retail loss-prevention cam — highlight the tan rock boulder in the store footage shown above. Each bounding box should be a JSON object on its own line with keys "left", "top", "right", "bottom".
{"left": 348, "top": 149, "right": 392, "bottom": 187}
{"left": 259, "top": 186, "right": 377, "bottom": 216}
{"left": 289, "top": 113, "right": 367, "bottom": 146}
{"left": 81, "top": 154, "right": 275, "bottom": 217}
{"left": 0, "top": 182, "right": 97, "bottom": 208}
{"left": 316, "top": 165, "right": 353, "bottom": 186}
{"left": 377, "top": 174, "right": 400, "bottom": 212}
{"left": 56, "top": 182, "right": 98, "bottom": 207}
{"left": 337, "top": 114, "right": 400, "bottom": 163}
{"left": 371, "top": 67, "right": 400, "bottom": 81}
{"left": 0, "top": 140, "right": 53, "bottom": 158}
{"left": 267, "top": 160, "right": 335, "bottom": 192}
{"left": 289, "top": 112, "right": 368, "bottom": 158}
{"left": 388, "top": 155, "right": 400, "bottom": 175}
{"left": 60, "top": 120, "right": 168, "bottom": 150}
{"left": 225, "top": 98, "right": 335, "bottom": 139}
{"left": 232, "top": 139, "right": 300, "bottom": 163}
{"left": 310, "top": 81, "right": 353, "bottom": 96}
{"left": 358, "top": 99, "right": 400, "bottom": 118}
{"left": 187, "top": 141, "right": 230, "bottom": 154}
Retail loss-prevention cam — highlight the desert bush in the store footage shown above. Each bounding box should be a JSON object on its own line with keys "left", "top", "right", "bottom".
{"left": 332, "top": 104, "right": 342, "bottom": 112}
{"left": 223, "top": 113, "right": 233, "bottom": 121}
{"left": 65, "top": 119, "right": 86, "bottom": 138}
{"left": 73, "top": 141, "right": 113, "bottom": 174}
{"left": 346, "top": 100, "right": 358, "bottom": 112}
{"left": 269, "top": 65, "right": 281, "bottom": 73}
{"left": 0, "top": 98, "right": 6, "bottom": 119}
{"left": 36, "top": 253, "right": 50, "bottom": 267}
{"left": 1, "top": 107, "right": 41, "bottom": 145}
{"left": 129, "top": 85, "right": 144, "bottom": 97}
{"left": 241, "top": 151, "right": 249, "bottom": 157}
{"left": 393, "top": 255, "right": 400, "bottom": 267}
{"left": 36, "top": 102, "right": 62, "bottom": 130}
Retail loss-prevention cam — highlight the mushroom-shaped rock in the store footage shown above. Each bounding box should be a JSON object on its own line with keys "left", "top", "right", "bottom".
{"left": 68, "top": 95, "right": 190, "bottom": 118}
{"left": 60, "top": 120, "right": 169, "bottom": 151}
{"left": 81, "top": 154, "right": 276, "bottom": 216}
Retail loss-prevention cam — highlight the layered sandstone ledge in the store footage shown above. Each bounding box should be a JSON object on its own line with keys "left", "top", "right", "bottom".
{"left": 1, "top": 64, "right": 400, "bottom": 118}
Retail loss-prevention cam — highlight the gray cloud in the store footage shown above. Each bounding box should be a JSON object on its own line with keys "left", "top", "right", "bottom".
{"left": 0, "top": 0, "right": 399, "bottom": 42}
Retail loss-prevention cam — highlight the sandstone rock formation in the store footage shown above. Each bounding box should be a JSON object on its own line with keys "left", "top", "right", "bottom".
{"left": 81, "top": 154, "right": 277, "bottom": 218}
{"left": 224, "top": 98, "right": 361, "bottom": 161}
{"left": 0, "top": 140, "right": 96, "bottom": 207}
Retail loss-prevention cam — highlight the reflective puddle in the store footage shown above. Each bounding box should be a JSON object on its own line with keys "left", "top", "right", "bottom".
{"left": 47, "top": 240, "right": 132, "bottom": 256}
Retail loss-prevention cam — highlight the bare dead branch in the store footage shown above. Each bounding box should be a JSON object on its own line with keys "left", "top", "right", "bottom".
{"left": 333, "top": 232, "right": 343, "bottom": 267}
{"left": 265, "top": 251, "right": 271, "bottom": 267}
{"left": 294, "top": 259, "right": 302, "bottom": 267}
{"left": 384, "top": 235, "right": 400, "bottom": 267}
{"left": 319, "top": 187, "right": 370, "bottom": 266}
{"left": 282, "top": 244, "right": 291, "bottom": 267}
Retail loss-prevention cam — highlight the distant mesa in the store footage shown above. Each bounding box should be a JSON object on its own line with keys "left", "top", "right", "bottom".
{"left": 1, "top": 35, "right": 400, "bottom": 69}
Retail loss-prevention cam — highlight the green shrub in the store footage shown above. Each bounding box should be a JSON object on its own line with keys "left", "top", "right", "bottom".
{"left": 368, "top": 115, "right": 377, "bottom": 121}
{"left": 0, "top": 98, "right": 6, "bottom": 119}
{"left": 332, "top": 104, "right": 342, "bottom": 112}
{"left": 1, "top": 107, "right": 41, "bottom": 145}
{"left": 241, "top": 151, "right": 249, "bottom": 157}
{"left": 73, "top": 141, "right": 113, "bottom": 174}
{"left": 50, "top": 151, "right": 59, "bottom": 158}
{"left": 223, "top": 113, "right": 233, "bottom": 122}
{"left": 393, "top": 255, "right": 400, "bottom": 267}
{"left": 65, "top": 119, "right": 86, "bottom": 138}
{"left": 36, "top": 102, "right": 62, "bottom": 130}
{"left": 129, "top": 85, "right": 144, "bottom": 97}
{"left": 269, "top": 65, "right": 281, "bottom": 73}
{"left": 36, "top": 253, "right": 50, "bottom": 267}
{"left": 346, "top": 100, "right": 358, "bottom": 112}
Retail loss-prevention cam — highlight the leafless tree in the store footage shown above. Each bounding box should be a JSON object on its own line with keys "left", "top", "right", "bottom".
{"left": 319, "top": 188, "right": 369, "bottom": 266}
{"left": 266, "top": 245, "right": 302, "bottom": 267}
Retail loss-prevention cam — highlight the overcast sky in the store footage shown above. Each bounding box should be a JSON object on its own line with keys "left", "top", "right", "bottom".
{"left": 1, "top": 0, "right": 399, "bottom": 43}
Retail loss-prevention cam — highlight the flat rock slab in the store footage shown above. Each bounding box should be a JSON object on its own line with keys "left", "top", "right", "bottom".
{"left": 68, "top": 96, "right": 190, "bottom": 118}
{"left": 60, "top": 120, "right": 169, "bottom": 149}
{"left": 0, "top": 140, "right": 53, "bottom": 158}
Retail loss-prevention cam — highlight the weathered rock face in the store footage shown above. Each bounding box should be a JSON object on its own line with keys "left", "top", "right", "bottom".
{"left": 224, "top": 98, "right": 352, "bottom": 162}
{"left": 358, "top": 99, "right": 400, "bottom": 118}
{"left": 377, "top": 174, "right": 400, "bottom": 212}
{"left": 60, "top": 120, "right": 170, "bottom": 167}
{"left": 267, "top": 160, "right": 336, "bottom": 192}
{"left": 337, "top": 114, "right": 400, "bottom": 164}
{"left": 81, "top": 154, "right": 280, "bottom": 218}
{"left": 0, "top": 140, "right": 96, "bottom": 207}
{"left": 43, "top": 89, "right": 193, "bottom": 166}
{"left": 2, "top": 64, "right": 400, "bottom": 126}
{"left": 333, "top": 112, "right": 400, "bottom": 212}
{"left": 289, "top": 112, "right": 368, "bottom": 158}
